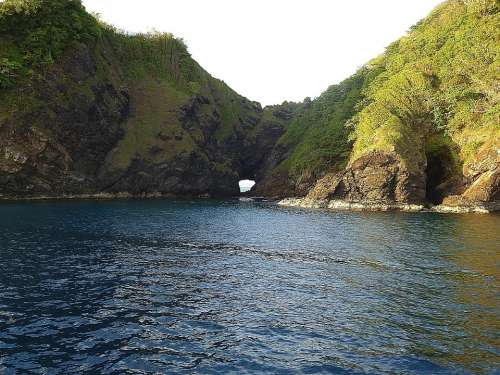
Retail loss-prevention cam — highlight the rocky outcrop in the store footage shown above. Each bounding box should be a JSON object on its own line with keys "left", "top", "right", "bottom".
{"left": 0, "top": 43, "right": 129, "bottom": 197}
{"left": 437, "top": 167, "right": 499, "bottom": 213}
{"left": 0, "top": 36, "right": 292, "bottom": 199}
{"left": 305, "top": 151, "right": 425, "bottom": 204}
{"left": 281, "top": 148, "right": 499, "bottom": 213}
{"left": 278, "top": 197, "right": 425, "bottom": 212}
{"left": 460, "top": 146, "right": 499, "bottom": 203}
{"left": 278, "top": 196, "right": 500, "bottom": 214}
{"left": 1, "top": 0, "right": 498, "bottom": 214}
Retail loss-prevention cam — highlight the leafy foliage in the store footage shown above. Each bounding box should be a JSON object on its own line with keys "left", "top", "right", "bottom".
{"left": 0, "top": 58, "right": 21, "bottom": 88}
{"left": 351, "top": 0, "right": 499, "bottom": 168}
{"left": 0, "top": 0, "right": 100, "bottom": 86}
{"left": 269, "top": 0, "right": 499, "bottom": 189}
{"left": 276, "top": 69, "right": 377, "bottom": 180}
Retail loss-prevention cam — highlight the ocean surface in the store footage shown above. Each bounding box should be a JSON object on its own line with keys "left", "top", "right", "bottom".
{"left": 0, "top": 199, "right": 499, "bottom": 374}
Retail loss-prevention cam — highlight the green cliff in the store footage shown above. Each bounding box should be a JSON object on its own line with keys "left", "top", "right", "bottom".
{"left": 257, "top": 0, "right": 499, "bottom": 211}
{"left": 0, "top": 0, "right": 498, "bottom": 210}
{"left": 0, "top": 0, "right": 290, "bottom": 197}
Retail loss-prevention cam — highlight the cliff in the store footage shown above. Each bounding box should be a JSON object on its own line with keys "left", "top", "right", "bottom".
{"left": 257, "top": 0, "right": 499, "bottom": 211}
{"left": 0, "top": 0, "right": 291, "bottom": 198}
{"left": 0, "top": 0, "right": 498, "bottom": 211}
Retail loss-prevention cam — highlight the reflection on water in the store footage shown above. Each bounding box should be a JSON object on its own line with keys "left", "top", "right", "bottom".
{"left": 0, "top": 200, "right": 498, "bottom": 374}
{"left": 443, "top": 215, "right": 499, "bottom": 373}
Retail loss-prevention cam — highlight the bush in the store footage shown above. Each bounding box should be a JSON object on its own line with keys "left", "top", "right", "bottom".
{"left": 0, "top": 58, "right": 21, "bottom": 88}
{"left": 0, "top": 0, "right": 100, "bottom": 74}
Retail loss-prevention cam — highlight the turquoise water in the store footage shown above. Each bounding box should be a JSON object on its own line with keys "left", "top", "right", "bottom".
{"left": 0, "top": 199, "right": 499, "bottom": 374}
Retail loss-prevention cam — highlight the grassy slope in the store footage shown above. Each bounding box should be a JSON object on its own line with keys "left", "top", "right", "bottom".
{"left": 84, "top": 25, "right": 270, "bottom": 180}
{"left": 0, "top": 0, "right": 270, "bottom": 195}
{"left": 278, "top": 69, "right": 380, "bottom": 177}
{"left": 351, "top": 0, "right": 499, "bottom": 174}
{"left": 259, "top": 0, "right": 499, "bottom": 196}
{"left": 1, "top": 0, "right": 498, "bottom": 198}
{"left": 94, "top": 29, "right": 199, "bottom": 175}
{"left": 256, "top": 61, "right": 384, "bottom": 195}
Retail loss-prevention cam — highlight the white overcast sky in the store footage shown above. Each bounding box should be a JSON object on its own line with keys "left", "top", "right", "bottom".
{"left": 82, "top": 0, "right": 443, "bottom": 106}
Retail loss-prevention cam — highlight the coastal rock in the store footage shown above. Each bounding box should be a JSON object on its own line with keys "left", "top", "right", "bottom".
{"left": 278, "top": 197, "right": 425, "bottom": 212}
{"left": 0, "top": 0, "right": 498, "bottom": 214}
{"left": 462, "top": 169, "right": 499, "bottom": 202}
{"left": 340, "top": 152, "right": 426, "bottom": 203}
{"left": 304, "top": 151, "right": 426, "bottom": 205}
{"left": 0, "top": 22, "right": 292, "bottom": 199}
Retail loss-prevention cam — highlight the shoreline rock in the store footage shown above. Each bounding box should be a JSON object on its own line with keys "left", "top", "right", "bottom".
{"left": 278, "top": 198, "right": 425, "bottom": 212}
{"left": 2, "top": 192, "right": 498, "bottom": 214}
{"left": 431, "top": 201, "right": 500, "bottom": 214}
{"left": 0, "top": 192, "right": 187, "bottom": 202}
{"left": 278, "top": 197, "right": 499, "bottom": 214}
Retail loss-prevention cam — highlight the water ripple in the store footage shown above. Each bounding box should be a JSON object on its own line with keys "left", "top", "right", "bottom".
{"left": 0, "top": 200, "right": 498, "bottom": 374}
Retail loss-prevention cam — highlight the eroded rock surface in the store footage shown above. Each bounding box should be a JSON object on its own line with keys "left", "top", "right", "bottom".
{"left": 305, "top": 151, "right": 425, "bottom": 204}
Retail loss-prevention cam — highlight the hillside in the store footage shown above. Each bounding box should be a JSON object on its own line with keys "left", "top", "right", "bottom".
{"left": 0, "top": 0, "right": 291, "bottom": 198}
{"left": 256, "top": 0, "right": 499, "bottom": 211}
{"left": 0, "top": 0, "right": 498, "bottom": 211}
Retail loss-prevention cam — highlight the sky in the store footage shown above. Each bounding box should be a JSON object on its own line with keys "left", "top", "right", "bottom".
{"left": 239, "top": 179, "right": 256, "bottom": 192}
{"left": 82, "top": 0, "right": 443, "bottom": 106}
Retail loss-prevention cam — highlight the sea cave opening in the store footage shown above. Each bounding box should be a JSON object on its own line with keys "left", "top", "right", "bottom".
{"left": 239, "top": 179, "right": 256, "bottom": 194}
{"left": 425, "top": 149, "right": 453, "bottom": 206}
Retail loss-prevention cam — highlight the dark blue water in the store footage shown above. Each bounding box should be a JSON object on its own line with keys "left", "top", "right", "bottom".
{"left": 0, "top": 199, "right": 499, "bottom": 374}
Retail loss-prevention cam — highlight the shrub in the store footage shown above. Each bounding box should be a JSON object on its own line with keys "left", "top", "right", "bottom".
{"left": 0, "top": 58, "right": 21, "bottom": 88}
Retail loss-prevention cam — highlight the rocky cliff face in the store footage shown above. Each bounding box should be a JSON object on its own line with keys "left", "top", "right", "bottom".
{"left": 0, "top": 42, "right": 129, "bottom": 196}
{"left": 0, "top": 0, "right": 498, "bottom": 212}
{"left": 0, "top": 0, "right": 291, "bottom": 198}
{"left": 306, "top": 152, "right": 426, "bottom": 204}
{"left": 0, "top": 41, "right": 289, "bottom": 197}
{"left": 257, "top": 0, "right": 499, "bottom": 211}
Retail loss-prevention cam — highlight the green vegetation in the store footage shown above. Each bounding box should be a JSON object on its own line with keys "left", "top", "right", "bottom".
{"left": 0, "top": 0, "right": 498, "bottom": 199}
{"left": 0, "top": 57, "right": 21, "bottom": 88}
{"left": 264, "top": 0, "right": 499, "bottom": 192}
{"left": 105, "top": 80, "right": 192, "bottom": 172}
{"left": 102, "top": 29, "right": 202, "bottom": 94}
{"left": 0, "top": 0, "right": 99, "bottom": 85}
{"left": 351, "top": 0, "right": 499, "bottom": 170}
{"left": 0, "top": 0, "right": 203, "bottom": 93}
{"left": 275, "top": 69, "right": 380, "bottom": 181}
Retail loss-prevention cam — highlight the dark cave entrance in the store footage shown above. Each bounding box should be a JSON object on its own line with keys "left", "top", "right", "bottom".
{"left": 425, "top": 155, "right": 447, "bottom": 205}
{"left": 425, "top": 145, "right": 455, "bottom": 205}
